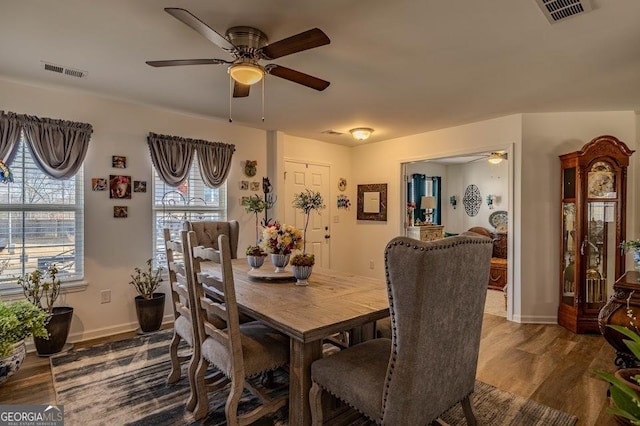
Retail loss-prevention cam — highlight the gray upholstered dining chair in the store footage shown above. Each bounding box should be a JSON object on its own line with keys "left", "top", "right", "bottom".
{"left": 309, "top": 233, "right": 493, "bottom": 425}
{"left": 183, "top": 220, "right": 239, "bottom": 261}
{"left": 182, "top": 231, "right": 289, "bottom": 423}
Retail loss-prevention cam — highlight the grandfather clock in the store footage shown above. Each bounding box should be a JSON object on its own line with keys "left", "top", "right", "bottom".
{"left": 558, "top": 135, "right": 634, "bottom": 333}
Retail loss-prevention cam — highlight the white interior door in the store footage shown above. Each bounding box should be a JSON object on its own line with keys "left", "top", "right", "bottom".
{"left": 284, "top": 161, "right": 330, "bottom": 268}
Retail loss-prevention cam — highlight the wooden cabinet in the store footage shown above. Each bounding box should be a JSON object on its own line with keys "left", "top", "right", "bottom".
{"left": 558, "top": 135, "right": 634, "bottom": 333}
{"left": 489, "top": 258, "right": 507, "bottom": 291}
{"left": 407, "top": 225, "right": 444, "bottom": 242}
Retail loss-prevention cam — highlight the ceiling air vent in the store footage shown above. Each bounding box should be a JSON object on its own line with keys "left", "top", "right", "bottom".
{"left": 535, "top": 0, "right": 592, "bottom": 24}
{"left": 321, "top": 130, "right": 344, "bottom": 136}
{"left": 41, "top": 61, "right": 88, "bottom": 79}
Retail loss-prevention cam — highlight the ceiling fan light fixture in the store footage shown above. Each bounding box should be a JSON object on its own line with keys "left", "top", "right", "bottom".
{"left": 488, "top": 152, "right": 507, "bottom": 164}
{"left": 229, "top": 63, "right": 264, "bottom": 85}
{"left": 350, "top": 128, "right": 374, "bottom": 141}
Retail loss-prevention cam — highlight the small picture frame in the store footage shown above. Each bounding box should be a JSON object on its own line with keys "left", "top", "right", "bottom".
{"left": 112, "top": 155, "right": 127, "bottom": 169}
{"left": 92, "top": 178, "right": 107, "bottom": 191}
{"left": 133, "top": 180, "right": 147, "bottom": 193}
{"left": 240, "top": 181, "right": 249, "bottom": 190}
{"left": 109, "top": 175, "right": 132, "bottom": 199}
{"left": 250, "top": 181, "right": 260, "bottom": 191}
{"left": 113, "top": 206, "right": 128, "bottom": 218}
{"left": 240, "top": 196, "right": 250, "bottom": 206}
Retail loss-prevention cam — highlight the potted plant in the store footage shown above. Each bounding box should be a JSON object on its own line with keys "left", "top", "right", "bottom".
{"left": 130, "top": 259, "right": 165, "bottom": 333}
{"left": 246, "top": 245, "right": 267, "bottom": 270}
{"left": 0, "top": 300, "right": 49, "bottom": 384}
{"left": 593, "top": 324, "right": 640, "bottom": 424}
{"left": 242, "top": 195, "right": 269, "bottom": 269}
{"left": 17, "top": 264, "right": 73, "bottom": 356}
{"left": 290, "top": 189, "right": 325, "bottom": 285}
{"left": 621, "top": 239, "right": 640, "bottom": 272}
{"left": 259, "top": 223, "right": 303, "bottom": 273}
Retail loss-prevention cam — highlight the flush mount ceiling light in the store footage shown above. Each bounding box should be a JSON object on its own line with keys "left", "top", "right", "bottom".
{"left": 228, "top": 63, "right": 264, "bottom": 85}
{"left": 349, "top": 128, "right": 374, "bottom": 141}
{"left": 487, "top": 152, "right": 508, "bottom": 164}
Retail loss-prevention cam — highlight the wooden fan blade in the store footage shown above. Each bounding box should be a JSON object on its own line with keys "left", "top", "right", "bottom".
{"left": 233, "top": 81, "right": 250, "bottom": 98}
{"left": 164, "top": 8, "right": 236, "bottom": 51}
{"left": 259, "top": 28, "right": 330, "bottom": 60}
{"left": 146, "top": 59, "right": 229, "bottom": 67}
{"left": 266, "top": 65, "right": 330, "bottom": 91}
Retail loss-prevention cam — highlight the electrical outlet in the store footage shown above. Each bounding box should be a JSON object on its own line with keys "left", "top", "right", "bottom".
{"left": 369, "top": 260, "right": 374, "bottom": 270}
{"left": 100, "top": 289, "right": 111, "bottom": 304}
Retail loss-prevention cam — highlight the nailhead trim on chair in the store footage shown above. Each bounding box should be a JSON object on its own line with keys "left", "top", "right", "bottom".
{"left": 380, "top": 235, "right": 492, "bottom": 422}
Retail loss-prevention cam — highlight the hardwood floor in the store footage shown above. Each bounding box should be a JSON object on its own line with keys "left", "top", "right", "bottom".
{"left": 0, "top": 315, "right": 618, "bottom": 425}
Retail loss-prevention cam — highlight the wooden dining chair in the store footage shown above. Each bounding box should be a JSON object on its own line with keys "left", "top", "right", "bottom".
{"left": 182, "top": 231, "right": 289, "bottom": 423}
{"left": 183, "top": 220, "right": 240, "bottom": 261}
{"left": 309, "top": 233, "right": 493, "bottom": 425}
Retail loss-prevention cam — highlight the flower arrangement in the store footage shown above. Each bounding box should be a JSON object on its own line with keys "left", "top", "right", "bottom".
{"left": 290, "top": 253, "right": 315, "bottom": 267}
{"left": 0, "top": 160, "right": 13, "bottom": 184}
{"left": 259, "top": 223, "right": 303, "bottom": 255}
{"left": 17, "top": 264, "right": 61, "bottom": 314}
{"left": 0, "top": 300, "right": 49, "bottom": 357}
{"left": 291, "top": 190, "right": 325, "bottom": 267}
{"left": 129, "top": 259, "right": 163, "bottom": 300}
{"left": 246, "top": 245, "right": 267, "bottom": 257}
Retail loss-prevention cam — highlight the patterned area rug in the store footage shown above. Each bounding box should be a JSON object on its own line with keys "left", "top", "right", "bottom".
{"left": 50, "top": 330, "right": 577, "bottom": 426}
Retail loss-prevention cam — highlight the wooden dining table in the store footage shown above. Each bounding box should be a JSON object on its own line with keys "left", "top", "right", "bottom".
{"left": 201, "top": 257, "right": 390, "bottom": 426}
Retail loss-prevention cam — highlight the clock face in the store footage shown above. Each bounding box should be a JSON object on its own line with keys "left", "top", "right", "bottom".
{"left": 338, "top": 178, "right": 347, "bottom": 191}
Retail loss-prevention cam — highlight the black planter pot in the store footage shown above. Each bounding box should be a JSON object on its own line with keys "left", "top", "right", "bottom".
{"left": 135, "top": 293, "right": 165, "bottom": 333}
{"left": 34, "top": 306, "right": 74, "bottom": 356}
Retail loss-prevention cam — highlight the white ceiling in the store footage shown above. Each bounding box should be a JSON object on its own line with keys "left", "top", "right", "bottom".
{"left": 1, "top": 0, "right": 639, "bottom": 147}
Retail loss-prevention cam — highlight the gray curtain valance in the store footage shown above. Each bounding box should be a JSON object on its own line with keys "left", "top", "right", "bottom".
{"left": 1, "top": 111, "right": 93, "bottom": 179}
{"left": 0, "top": 112, "right": 23, "bottom": 162}
{"left": 147, "top": 132, "right": 235, "bottom": 188}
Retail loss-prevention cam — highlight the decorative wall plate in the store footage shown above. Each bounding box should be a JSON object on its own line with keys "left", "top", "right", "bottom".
{"left": 244, "top": 160, "right": 257, "bottom": 177}
{"left": 338, "top": 178, "right": 347, "bottom": 191}
{"left": 463, "top": 184, "right": 481, "bottom": 217}
{"left": 489, "top": 210, "right": 508, "bottom": 233}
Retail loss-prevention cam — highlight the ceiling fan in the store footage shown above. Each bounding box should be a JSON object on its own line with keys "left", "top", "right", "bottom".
{"left": 146, "top": 8, "right": 331, "bottom": 98}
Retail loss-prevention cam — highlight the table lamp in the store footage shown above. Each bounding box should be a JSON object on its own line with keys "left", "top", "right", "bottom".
{"left": 421, "top": 196, "right": 436, "bottom": 223}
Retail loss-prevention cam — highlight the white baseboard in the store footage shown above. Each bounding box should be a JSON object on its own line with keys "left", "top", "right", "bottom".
{"left": 511, "top": 313, "right": 557, "bottom": 324}
{"left": 25, "top": 314, "right": 175, "bottom": 353}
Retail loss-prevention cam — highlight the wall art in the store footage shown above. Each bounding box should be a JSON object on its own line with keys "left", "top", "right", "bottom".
{"left": 338, "top": 178, "right": 347, "bottom": 191}
{"left": 463, "top": 184, "right": 481, "bottom": 217}
{"left": 240, "top": 181, "right": 249, "bottom": 190}
{"left": 112, "top": 155, "right": 126, "bottom": 169}
{"left": 113, "top": 206, "right": 128, "bottom": 218}
{"left": 357, "top": 183, "right": 387, "bottom": 221}
{"left": 92, "top": 178, "right": 107, "bottom": 191}
{"left": 250, "top": 181, "right": 260, "bottom": 191}
{"left": 133, "top": 180, "right": 147, "bottom": 193}
{"left": 109, "top": 175, "right": 131, "bottom": 199}
{"left": 244, "top": 160, "right": 257, "bottom": 177}
{"left": 337, "top": 194, "right": 351, "bottom": 210}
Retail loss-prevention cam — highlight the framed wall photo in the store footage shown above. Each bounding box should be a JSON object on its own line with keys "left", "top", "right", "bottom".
{"left": 133, "top": 180, "right": 147, "bottom": 193}
{"left": 357, "top": 183, "right": 387, "bottom": 221}
{"left": 113, "top": 206, "right": 128, "bottom": 218}
{"left": 109, "top": 175, "right": 132, "bottom": 199}
{"left": 112, "top": 155, "right": 126, "bottom": 168}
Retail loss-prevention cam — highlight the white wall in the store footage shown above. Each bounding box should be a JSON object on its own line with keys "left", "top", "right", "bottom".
{"left": 279, "top": 134, "right": 355, "bottom": 273}
{"left": 0, "top": 77, "right": 268, "bottom": 341}
{"left": 349, "top": 115, "right": 522, "bottom": 285}
{"left": 446, "top": 159, "right": 509, "bottom": 233}
{"left": 520, "top": 112, "right": 638, "bottom": 323}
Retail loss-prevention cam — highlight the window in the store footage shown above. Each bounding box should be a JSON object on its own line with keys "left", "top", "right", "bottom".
{"left": 0, "top": 136, "right": 84, "bottom": 291}
{"left": 152, "top": 155, "right": 227, "bottom": 265}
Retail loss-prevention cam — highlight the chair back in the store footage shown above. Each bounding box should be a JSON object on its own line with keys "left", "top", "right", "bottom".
{"left": 381, "top": 233, "right": 493, "bottom": 425}
{"left": 182, "top": 231, "right": 245, "bottom": 380}
{"left": 163, "top": 229, "right": 195, "bottom": 339}
{"left": 183, "top": 220, "right": 239, "bottom": 261}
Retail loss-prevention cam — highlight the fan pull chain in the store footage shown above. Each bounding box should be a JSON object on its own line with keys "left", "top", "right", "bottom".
{"left": 261, "top": 77, "right": 265, "bottom": 122}
{"left": 228, "top": 75, "right": 233, "bottom": 123}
